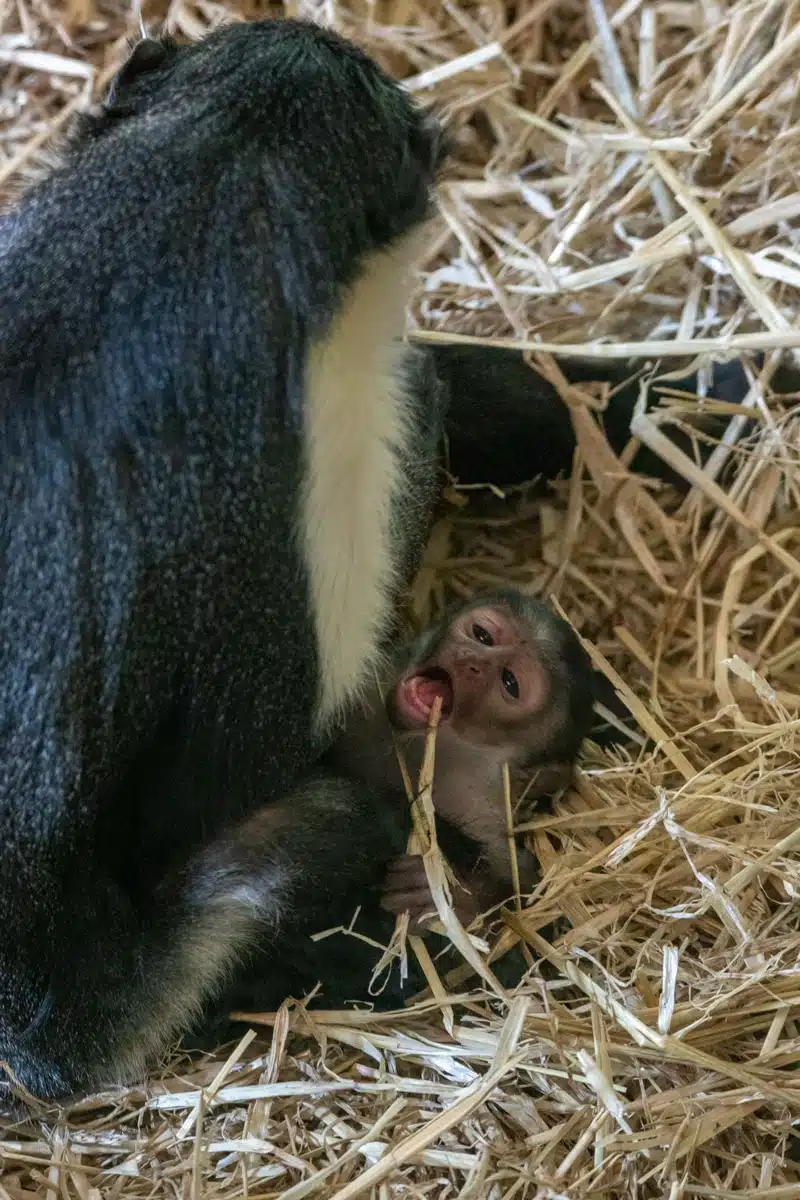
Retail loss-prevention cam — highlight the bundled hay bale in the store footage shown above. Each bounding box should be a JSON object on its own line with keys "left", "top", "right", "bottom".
{"left": 1, "top": 1, "right": 799, "bottom": 1196}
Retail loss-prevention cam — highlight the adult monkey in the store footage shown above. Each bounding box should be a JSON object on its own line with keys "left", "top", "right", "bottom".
{"left": 0, "top": 18, "right": 762, "bottom": 1104}
{"left": 0, "top": 17, "right": 448, "bottom": 1105}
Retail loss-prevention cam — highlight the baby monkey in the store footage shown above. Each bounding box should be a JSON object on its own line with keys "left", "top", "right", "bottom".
{"left": 194, "top": 587, "right": 597, "bottom": 1035}
{"left": 328, "top": 588, "right": 596, "bottom": 935}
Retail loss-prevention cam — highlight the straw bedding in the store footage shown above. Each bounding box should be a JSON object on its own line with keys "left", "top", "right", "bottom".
{"left": 1, "top": 1, "right": 800, "bottom": 1196}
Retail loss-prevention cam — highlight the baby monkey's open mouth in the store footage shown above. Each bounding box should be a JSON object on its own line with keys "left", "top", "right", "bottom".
{"left": 395, "top": 666, "right": 454, "bottom": 726}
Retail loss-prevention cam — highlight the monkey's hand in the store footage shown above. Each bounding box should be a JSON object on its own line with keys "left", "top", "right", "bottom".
{"left": 380, "top": 854, "right": 480, "bottom": 932}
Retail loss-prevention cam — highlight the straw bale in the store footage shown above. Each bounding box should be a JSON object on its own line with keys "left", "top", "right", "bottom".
{"left": 1, "top": 1, "right": 800, "bottom": 1197}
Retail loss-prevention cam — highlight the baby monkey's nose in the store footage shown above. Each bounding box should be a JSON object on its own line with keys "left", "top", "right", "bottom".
{"left": 452, "top": 647, "right": 492, "bottom": 675}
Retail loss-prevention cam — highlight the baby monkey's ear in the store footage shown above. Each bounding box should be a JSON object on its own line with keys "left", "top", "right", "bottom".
{"left": 106, "top": 36, "right": 178, "bottom": 109}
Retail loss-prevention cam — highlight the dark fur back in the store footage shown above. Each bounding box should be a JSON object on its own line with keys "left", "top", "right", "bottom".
{"left": 0, "top": 20, "right": 443, "bottom": 1099}
{"left": 0, "top": 20, "right": 441, "bottom": 867}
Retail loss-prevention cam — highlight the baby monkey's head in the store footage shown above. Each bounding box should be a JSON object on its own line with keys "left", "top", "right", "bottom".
{"left": 387, "top": 589, "right": 596, "bottom": 767}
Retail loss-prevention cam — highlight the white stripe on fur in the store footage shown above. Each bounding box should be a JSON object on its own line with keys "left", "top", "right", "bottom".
{"left": 300, "top": 230, "right": 424, "bottom": 730}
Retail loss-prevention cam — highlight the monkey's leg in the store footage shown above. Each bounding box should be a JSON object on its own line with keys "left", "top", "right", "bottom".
{"left": 0, "top": 775, "right": 406, "bottom": 1107}
{"left": 198, "top": 808, "right": 494, "bottom": 1032}
{"left": 427, "top": 343, "right": 755, "bottom": 489}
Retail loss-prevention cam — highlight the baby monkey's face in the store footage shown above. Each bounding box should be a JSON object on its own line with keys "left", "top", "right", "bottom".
{"left": 387, "top": 600, "right": 567, "bottom": 755}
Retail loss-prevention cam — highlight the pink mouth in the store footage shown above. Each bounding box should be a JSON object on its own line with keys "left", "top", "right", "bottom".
{"left": 396, "top": 668, "right": 454, "bottom": 726}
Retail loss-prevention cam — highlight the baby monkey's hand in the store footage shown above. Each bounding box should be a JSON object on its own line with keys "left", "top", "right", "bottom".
{"left": 380, "top": 854, "right": 480, "bottom": 931}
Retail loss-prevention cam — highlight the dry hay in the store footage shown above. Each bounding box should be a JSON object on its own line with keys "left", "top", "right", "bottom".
{"left": 1, "top": 0, "right": 800, "bottom": 1197}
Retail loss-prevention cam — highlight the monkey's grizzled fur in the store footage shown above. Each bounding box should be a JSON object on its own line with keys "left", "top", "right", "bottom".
{"left": 0, "top": 18, "right": 446, "bottom": 1105}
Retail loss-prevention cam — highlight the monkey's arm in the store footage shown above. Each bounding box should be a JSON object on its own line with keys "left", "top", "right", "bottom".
{"left": 429, "top": 343, "right": 757, "bottom": 489}
{"left": 0, "top": 773, "right": 406, "bottom": 1106}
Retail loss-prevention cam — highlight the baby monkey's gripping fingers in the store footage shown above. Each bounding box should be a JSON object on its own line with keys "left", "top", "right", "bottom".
{"left": 380, "top": 853, "right": 481, "bottom": 930}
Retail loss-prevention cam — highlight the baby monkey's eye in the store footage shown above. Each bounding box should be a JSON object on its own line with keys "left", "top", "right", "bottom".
{"left": 502, "top": 668, "right": 520, "bottom": 699}
{"left": 472, "top": 623, "right": 494, "bottom": 646}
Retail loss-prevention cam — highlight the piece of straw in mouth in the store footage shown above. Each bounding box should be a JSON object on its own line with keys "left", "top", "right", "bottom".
{"left": 385, "top": 694, "right": 507, "bottom": 1012}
